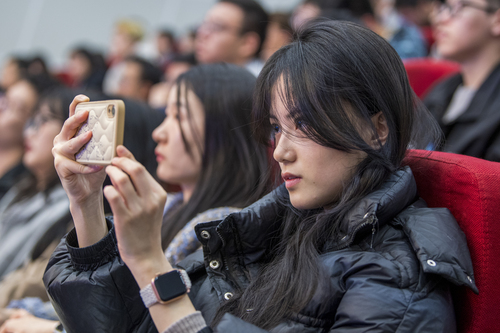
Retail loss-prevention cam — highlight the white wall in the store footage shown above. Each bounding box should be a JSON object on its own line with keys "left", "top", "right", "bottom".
{"left": 0, "top": 0, "right": 300, "bottom": 71}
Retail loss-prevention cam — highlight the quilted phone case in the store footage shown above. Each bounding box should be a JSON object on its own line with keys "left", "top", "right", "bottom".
{"left": 74, "top": 100, "right": 125, "bottom": 165}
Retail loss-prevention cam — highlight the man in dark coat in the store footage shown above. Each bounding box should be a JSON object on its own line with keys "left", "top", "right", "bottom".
{"left": 424, "top": 0, "right": 500, "bottom": 161}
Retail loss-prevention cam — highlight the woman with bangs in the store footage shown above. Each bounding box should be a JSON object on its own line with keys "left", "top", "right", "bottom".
{"left": 45, "top": 20, "right": 475, "bottom": 333}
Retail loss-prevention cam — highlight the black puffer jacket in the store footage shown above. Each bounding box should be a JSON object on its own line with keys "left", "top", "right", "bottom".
{"left": 44, "top": 167, "right": 477, "bottom": 332}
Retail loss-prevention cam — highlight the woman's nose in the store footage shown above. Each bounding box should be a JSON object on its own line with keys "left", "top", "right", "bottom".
{"left": 152, "top": 118, "right": 168, "bottom": 143}
{"left": 273, "top": 133, "right": 295, "bottom": 163}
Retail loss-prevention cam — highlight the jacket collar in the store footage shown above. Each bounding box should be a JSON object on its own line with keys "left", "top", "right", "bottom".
{"left": 195, "top": 167, "right": 418, "bottom": 265}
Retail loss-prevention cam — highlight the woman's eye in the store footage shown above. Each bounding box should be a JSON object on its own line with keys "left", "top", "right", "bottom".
{"left": 296, "top": 120, "right": 307, "bottom": 130}
{"left": 272, "top": 124, "right": 281, "bottom": 133}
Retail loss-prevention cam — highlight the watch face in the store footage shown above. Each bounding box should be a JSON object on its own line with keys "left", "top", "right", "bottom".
{"left": 154, "top": 271, "right": 187, "bottom": 302}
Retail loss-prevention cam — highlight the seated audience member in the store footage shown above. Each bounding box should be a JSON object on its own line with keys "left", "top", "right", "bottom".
{"left": 260, "top": 12, "right": 293, "bottom": 62}
{"left": 116, "top": 56, "right": 162, "bottom": 103}
{"left": 66, "top": 47, "right": 107, "bottom": 92}
{"left": 0, "top": 74, "right": 59, "bottom": 200}
{"left": 148, "top": 53, "right": 197, "bottom": 109}
{"left": 0, "top": 88, "right": 74, "bottom": 280}
{"left": 1, "top": 63, "right": 270, "bottom": 332}
{"left": 103, "top": 19, "right": 144, "bottom": 95}
{"left": 44, "top": 20, "right": 475, "bottom": 332}
{"left": 424, "top": 0, "right": 500, "bottom": 161}
{"left": 291, "top": 0, "right": 427, "bottom": 59}
{"left": 156, "top": 29, "right": 178, "bottom": 70}
{"left": 195, "top": 0, "right": 268, "bottom": 76}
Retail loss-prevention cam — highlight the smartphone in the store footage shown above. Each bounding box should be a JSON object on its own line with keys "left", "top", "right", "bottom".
{"left": 74, "top": 100, "right": 125, "bottom": 165}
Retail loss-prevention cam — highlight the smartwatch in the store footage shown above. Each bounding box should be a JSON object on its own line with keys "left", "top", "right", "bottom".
{"left": 140, "top": 269, "right": 191, "bottom": 308}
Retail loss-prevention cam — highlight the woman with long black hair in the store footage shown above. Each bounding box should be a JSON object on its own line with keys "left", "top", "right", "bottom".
{"left": 45, "top": 20, "right": 476, "bottom": 332}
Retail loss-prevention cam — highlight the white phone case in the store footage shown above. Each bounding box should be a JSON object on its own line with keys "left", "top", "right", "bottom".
{"left": 74, "top": 100, "right": 125, "bottom": 165}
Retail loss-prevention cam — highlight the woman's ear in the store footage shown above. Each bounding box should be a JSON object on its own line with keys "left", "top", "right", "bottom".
{"left": 369, "top": 111, "right": 389, "bottom": 148}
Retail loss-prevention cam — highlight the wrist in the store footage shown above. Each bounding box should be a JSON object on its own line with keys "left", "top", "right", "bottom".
{"left": 70, "top": 194, "right": 107, "bottom": 248}
{"left": 126, "top": 251, "right": 172, "bottom": 289}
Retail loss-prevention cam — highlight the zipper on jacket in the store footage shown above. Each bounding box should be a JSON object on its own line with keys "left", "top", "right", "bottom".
{"left": 330, "top": 213, "right": 378, "bottom": 251}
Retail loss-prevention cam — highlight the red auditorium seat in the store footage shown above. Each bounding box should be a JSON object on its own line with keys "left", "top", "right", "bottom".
{"left": 405, "top": 149, "right": 500, "bottom": 333}
{"left": 404, "top": 58, "right": 460, "bottom": 98}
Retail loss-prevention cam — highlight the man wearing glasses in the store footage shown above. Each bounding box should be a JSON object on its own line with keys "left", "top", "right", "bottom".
{"left": 424, "top": 0, "right": 500, "bottom": 161}
{"left": 195, "top": 0, "right": 268, "bottom": 77}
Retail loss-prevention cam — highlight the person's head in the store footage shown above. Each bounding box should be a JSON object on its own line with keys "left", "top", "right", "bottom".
{"left": 68, "top": 48, "right": 96, "bottom": 83}
{"left": 152, "top": 63, "right": 271, "bottom": 248}
{"left": 0, "top": 57, "right": 30, "bottom": 91}
{"left": 164, "top": 53, "right": 197, "bottom": 84}
{"left": 213, "top": 19, "right": 440, "bottom": 328}
{"left": 261, "top": 12, "right": 293, "bottom": 61}
{"left": 254, "top": 19, "right": 437, "bottom": 210}
{"left": 195, "top": 0, "right": 268, "bottom": 65}
{"left": 432, "top": 0, "right": 500, "bottom": 63}
{"left": 0, "top": 73, "right": 58, "bottom": 151}
{"left": 0, "top": 79, "right": 38, "bottom": 150}
{"left": 23, "top": 88, "right": 73, "bottom": 190}
{"left": 395, "top": 0, "right": 436, "bottom": 26}
{"left": 117, "top": 56, "right": 162, "bottom": 102}
{"left": 157, "top": 29, "right": 177, "bottom": 55}
{"left": 109, "top": 19, "right": 144, "bottom": 59}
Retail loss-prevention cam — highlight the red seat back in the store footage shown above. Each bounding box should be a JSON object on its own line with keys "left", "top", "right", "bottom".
{"left": 404, "top": 58, "right": 460, "bottom": 98}
{"left": 405, "top": 150, "right": 500, "bottom": 333}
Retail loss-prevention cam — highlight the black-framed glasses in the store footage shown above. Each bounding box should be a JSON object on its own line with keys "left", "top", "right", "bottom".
{"left": 435, "top": 0, "right": 499, "bottom": 19}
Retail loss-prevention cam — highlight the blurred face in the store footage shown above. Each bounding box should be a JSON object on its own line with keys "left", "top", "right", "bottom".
{"left": 291, "top": 3, "right": 320, "bottom": 31}
{"left": 0, "top": 81, "right": 37, "bottom": 149}
{"left": 117, "top": 61, "right": 147, "bottom": 101}
{"left": 1, "top": 59, "right": 21, "bottom": 90}
{"left": 195, "top": 2, "right": 246, "bottom": 64}
{"left": 152, "top": 85, "right": 204, "bottom": 199}
{"left": 271, "top": 90, "right": 365, "bottom": 210}
{"left": 433, "top": 0, "right": 500, "bottom": 62}
{"left": 23, "top": 103, "right": 62, "bottom": 179}
{"left": 68, "top": 53, "right": 91, "bottom": 82}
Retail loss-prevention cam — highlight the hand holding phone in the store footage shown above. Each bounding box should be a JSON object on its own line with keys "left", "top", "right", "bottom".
{"left": 74, "top": 100, "right": 125, "bottom": 165}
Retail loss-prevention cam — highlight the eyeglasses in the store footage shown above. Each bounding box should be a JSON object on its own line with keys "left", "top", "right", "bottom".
{"left": 434, "top": 1, "right": 499, "bottom": 19}
{"left": 25, "top": 114, "right": 61, "bottom": 131}
{"left": 198, "top": 21, "right": 242, "bottom": 35}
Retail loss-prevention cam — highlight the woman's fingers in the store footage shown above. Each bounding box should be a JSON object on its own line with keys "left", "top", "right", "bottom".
{"left": 110, "top": 156, "right": 164, "bottom": 198}
{"left": 54, "top": 130, "right": 92, "bottom": 158}
{"left": 57, "top": 109, "right": 90, "bottom": 142}
{"left": 54, "top": 155, "right": 103, "bottom": 178}
{"left": 116, "top": 145, "right": 137, "bottom": 161}
{"left": 69, "top": 94, "right": 89, "bottom": 117}
{"left": 103, "top": 185, "right": 128, "bottom": 218}
{"left": 105, "top": 165, "right": 141, "bottom": 210}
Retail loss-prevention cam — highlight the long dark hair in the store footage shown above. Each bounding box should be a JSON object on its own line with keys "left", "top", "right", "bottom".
{"left": 213, "top": 19, "right": 441, "bottom": 329}
{"left": 161, "top": 63, "right": 272, "bottom": 249}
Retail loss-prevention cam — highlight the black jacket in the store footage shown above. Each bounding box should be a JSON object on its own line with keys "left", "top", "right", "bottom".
{"left": 44, "top": 167, "right": 477, "bottom": 332}
{"left": 424, "top": 62, "right": 500, "bottom": 162}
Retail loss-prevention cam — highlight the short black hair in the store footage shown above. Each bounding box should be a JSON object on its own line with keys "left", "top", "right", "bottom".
{"left": 220, "top": 0, "right": 269, "bottom": 57}
{"left": 125, "top": 56, "right": 162, "bottom": 85}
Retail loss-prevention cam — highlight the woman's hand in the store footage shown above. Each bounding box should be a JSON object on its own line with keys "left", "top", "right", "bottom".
{"left": 0, "top": 315, "right": 59, "bottom": 333}
{"left": 52, "top": 94, "right": 107, "bottom": 247}
{"left": 52, "top": 95, "right": 106, "bottom": 203}
{"left": 104, "top": 145, "right": 170, "bottom": 284}
{"left": 105, "top": 145, "right": 197, "bottom": 333}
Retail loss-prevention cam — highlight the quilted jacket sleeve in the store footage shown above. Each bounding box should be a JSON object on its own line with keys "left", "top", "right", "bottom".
{"left": 43, "top": 219, "right": 157, "bottom": 333}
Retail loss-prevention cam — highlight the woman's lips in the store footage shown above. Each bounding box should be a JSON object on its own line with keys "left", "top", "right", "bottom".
{"left": 155, "top": 150, "right": 164, "bottom": 162}
{"left": 282, "top": 173, "right": 301, "bottom": 189}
